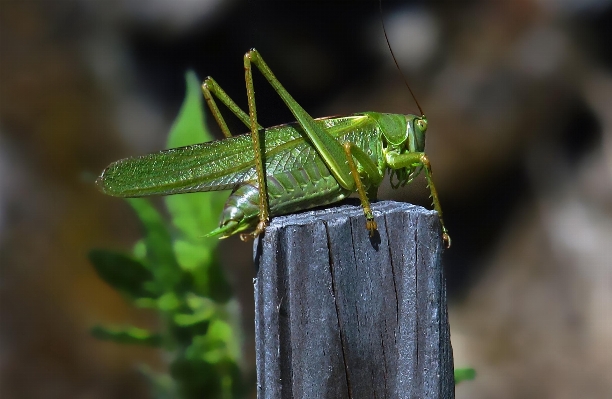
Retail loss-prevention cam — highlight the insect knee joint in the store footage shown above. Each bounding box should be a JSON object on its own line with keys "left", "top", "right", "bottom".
{"left": 420, "top": 154, "right": 430, "bottom": 167}
{"left": 245, "top": 48, "right": 259, "bottom": 61}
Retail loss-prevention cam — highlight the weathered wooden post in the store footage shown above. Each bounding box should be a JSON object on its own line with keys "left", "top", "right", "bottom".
{"left": 253, "top": 201, "right": 454, "bottom": 398}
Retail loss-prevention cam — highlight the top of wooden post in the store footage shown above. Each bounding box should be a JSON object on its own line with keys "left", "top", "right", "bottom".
{"left": 253, "top": 200, "right": 453, "bottom": 399}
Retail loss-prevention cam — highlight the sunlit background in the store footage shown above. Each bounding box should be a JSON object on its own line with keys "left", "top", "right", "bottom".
{"left": 1, "top": 0, "right": 611, "bottom": 397}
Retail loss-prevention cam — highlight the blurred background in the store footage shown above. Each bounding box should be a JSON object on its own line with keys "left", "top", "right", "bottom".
{"left": 1, "top": 0, "right": 611, "bottom": 397}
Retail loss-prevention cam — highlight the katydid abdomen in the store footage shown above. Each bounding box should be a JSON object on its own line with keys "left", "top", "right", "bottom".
{"left": 208, "top": 159, "right": 352, "bottom": 238}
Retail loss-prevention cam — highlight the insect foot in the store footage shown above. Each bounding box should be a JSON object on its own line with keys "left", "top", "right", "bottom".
{"left": 443, "top": 231, "right": 451, "bottom": 248}
{"left": 240, "top": 219, "right": 269, "bottom": 242}
{"left": 366, "top": 219, "right": 378, "bottom": 237}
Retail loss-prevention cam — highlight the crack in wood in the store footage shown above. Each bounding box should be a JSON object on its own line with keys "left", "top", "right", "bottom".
{"left": 325, "top": 222, "right": 353, "bottom": 399}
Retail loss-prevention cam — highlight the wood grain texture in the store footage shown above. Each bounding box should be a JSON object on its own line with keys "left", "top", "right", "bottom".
{"left": 253, "top": 201, "right": 454, "bottom": 399}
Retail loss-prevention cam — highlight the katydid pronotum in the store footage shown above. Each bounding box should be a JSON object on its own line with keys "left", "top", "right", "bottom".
{"left": 97, "top": 48, "right": 450, "bottom": 247}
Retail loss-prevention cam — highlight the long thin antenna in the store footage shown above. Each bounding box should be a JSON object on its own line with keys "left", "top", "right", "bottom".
{"left": 379, "top": 0, "right": 425, "bottom": 117}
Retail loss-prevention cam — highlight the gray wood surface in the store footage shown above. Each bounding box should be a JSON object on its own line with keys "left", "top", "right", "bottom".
{"left": 253, "top": 200, "right": 454, "bottom": 399}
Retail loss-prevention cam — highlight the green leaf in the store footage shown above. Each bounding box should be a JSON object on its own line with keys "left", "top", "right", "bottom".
{"left": 185, "top": 293, "right": 216, "bottom": 312}
{"left": 185, "top": 319, "right": 238, "bottom": 364}
{"left": 157, "top": 292, "right": 181, "bottom": 311}
{"left": 167, "top": 71, "right": 210, "bottom": 150}
{"left": 454, "top": 367, "right": 476, "bottom": 384}
{"left": 174, "top": 312, "right": 213, "bottom": 328}
{"left": 91, "top": 325, "right": 163, "bottom": 347}
{"left": 166, "top": 192, "right": 224, "bottom": 248}
{"left": 127, "top": 198, "right": 180, "bottom": 290}
{"left": 174, "top": 295, "right": 216, "bottom": 327}
{"left": 133, "top": 239, "right": 147, "bottom": 260}
{"left": 160, "top": 71, "right": 231, "bottom": 302}
{"left": 174, "top": 239, "right": 213, "bottom": 272}
{"left": 89, "top": 249, "right": 155, "bottom": 297}
{"left": 164, "top": 71, "right": 225, "bottom": 243}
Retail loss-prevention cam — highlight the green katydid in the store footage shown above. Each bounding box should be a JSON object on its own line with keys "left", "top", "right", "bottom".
{"left": 96, "top": 48, "right": 450, "bottom": 247}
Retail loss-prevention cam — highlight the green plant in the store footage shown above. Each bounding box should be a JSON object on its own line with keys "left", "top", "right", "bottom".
{"left": 454, "top": 367, "right": 476, "bottom": 384}
{"left": 89, "top": 71, "right": 247, "bottom": 399}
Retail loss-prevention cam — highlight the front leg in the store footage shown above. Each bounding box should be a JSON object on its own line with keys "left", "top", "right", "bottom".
{"left": 387, "top": 151, "right": 451, "bottom": 248}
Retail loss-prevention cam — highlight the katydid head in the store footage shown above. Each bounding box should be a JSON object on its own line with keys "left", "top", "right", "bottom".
{"left": 371, "top": 113, "right": 427, "bottom": 153}
{"left": 372, "top": 112, "right": 427, "bottom": 188}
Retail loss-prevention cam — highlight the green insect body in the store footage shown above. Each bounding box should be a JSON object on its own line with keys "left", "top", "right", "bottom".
{"left": 208, "top": 113, "right": 430, "bottom": 238}
{"left": 97, "top": 49, "right": 450, "bottom": 246}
